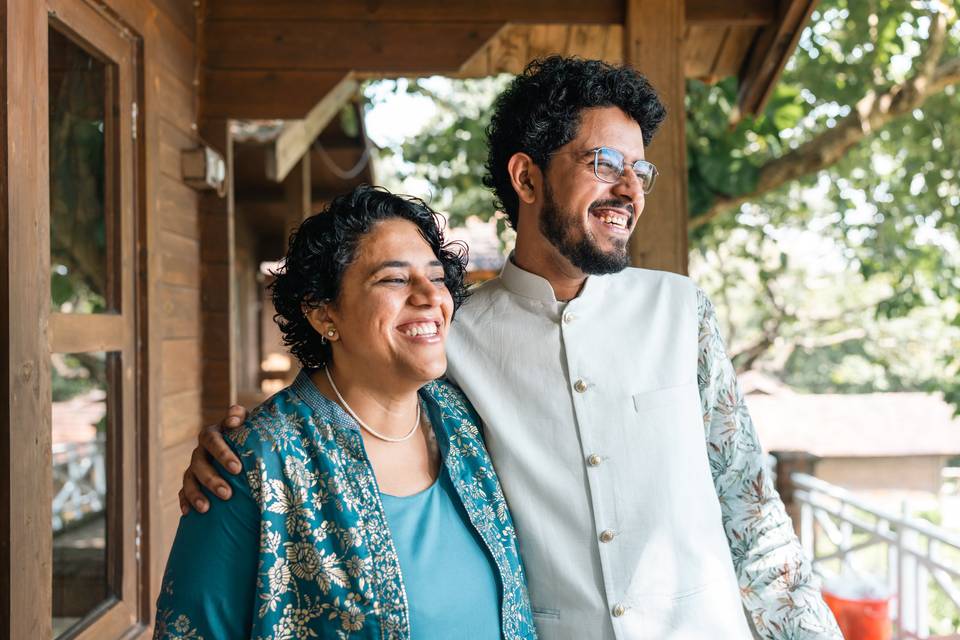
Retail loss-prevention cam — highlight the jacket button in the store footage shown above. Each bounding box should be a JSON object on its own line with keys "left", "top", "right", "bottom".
{"left": 587, "top": 454, "right": 602, "bottom": 467}
{"left": 573, "top": 379, "right": 588, "bottom": 393}
{"left": 612, "top": 603, "right": 626, "bottom": 617}
{"left": 599, "top": 529, "right": 616, "bottom": 543}
{"left": 562, "top": 312, "right": 575, "bottom": 324}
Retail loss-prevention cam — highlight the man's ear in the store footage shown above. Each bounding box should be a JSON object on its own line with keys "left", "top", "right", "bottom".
{"left": 507, "top": 152, "right": 541, "bottom": 206}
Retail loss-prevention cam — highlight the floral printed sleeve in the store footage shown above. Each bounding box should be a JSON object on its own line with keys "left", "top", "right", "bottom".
{"left": 697, "top": 289, "right": 843, "bottom": 640}
{"left": 153, "top": 458, "right": 260, "bottom": 639}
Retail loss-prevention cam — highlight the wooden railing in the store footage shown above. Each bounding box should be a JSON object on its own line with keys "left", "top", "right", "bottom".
{"left": 793, "top": 472, "right": 960, "bottom": 639}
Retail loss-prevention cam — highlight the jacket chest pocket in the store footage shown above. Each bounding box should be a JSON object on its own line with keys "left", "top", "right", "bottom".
{"left": 621, "top": 380, "right": 713, "bottom": 501}
{"left": 631, "top": 380, "right": 699, "bottom": 416}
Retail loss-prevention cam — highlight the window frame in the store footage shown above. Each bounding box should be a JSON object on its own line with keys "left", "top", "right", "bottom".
{"left": 44, "top": 0, "right": 144, "bottom": 637}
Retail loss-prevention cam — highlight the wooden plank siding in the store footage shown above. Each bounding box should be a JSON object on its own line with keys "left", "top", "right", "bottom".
{"left": 198, "top": 119, "right": 237, "bottom": 428}
{"left": 205, "top": 21, "right": 503, "bottom": 72}
{"left": 205, "top": 0, "right": 777, "bottom": 27}
{"left": 156, "top": 174, "right": 199, "bottom": 238}
{"left": 160, "top": 390, "right": 202, "bottom": 448}
{"left": 1, "top": 1, "right": 52, "bottom": 636}
{"left": 202, "top": 69, "right": 349, "bottom": 120}
{"left": 205, "top": 0, "right": 626, "bottom": 23}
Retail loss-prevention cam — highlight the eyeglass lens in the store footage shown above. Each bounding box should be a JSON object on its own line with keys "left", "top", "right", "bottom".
{"left": 594, "top": 147, "right": 656, "bottom": 192}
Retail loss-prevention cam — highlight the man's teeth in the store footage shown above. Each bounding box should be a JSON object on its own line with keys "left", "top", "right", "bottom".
{"left": 596, "top": 212, "right": 627, "bottom": 228}
{"left": 403, "top": 323, "right": 438, "bottom": 337}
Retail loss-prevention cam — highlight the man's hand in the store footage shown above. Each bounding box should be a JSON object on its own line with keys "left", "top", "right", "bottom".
{"left": 179, "top": 405, "right": 248, "bottom": 514}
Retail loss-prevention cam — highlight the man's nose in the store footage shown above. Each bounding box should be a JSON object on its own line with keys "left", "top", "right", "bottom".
{"left": 611, "top": 169, "right": 644, "bottom": 214}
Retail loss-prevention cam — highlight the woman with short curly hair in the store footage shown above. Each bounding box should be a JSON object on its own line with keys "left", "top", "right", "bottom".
{"left": 154, "top": 185, "right": 536, "bottom": 639}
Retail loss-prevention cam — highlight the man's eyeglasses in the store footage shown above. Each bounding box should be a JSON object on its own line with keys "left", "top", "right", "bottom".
{"left": 556, "top": 147, "right": 658, "bottom": 193}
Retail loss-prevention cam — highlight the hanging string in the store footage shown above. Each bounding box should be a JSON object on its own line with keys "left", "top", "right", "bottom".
{"left": 314, "top": 142, "right": 371, "bottom": 181}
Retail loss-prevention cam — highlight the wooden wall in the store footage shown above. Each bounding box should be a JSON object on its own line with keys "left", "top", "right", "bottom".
{"left": 97, "top": 0, "right": 201, "bottom": 628}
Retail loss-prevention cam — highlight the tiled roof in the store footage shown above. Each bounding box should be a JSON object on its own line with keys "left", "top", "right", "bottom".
{"left": 746, "top": 390, "right": 960, "bottom": 458}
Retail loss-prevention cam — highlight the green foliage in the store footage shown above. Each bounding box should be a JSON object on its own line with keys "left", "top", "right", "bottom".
{"left": 49, "top": 32, "right": 110, "bottom": 314}
{"left": 52, "top": 353, "right": 105, "bottom": 403}
{"left": 365, "top": 76, "right": 511, "bottom": 228}
{"left": 688, "top": 0, "right": 960, "bottom": 411}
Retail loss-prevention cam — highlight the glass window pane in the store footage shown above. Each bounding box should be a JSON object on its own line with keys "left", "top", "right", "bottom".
{"left": 49, "top": 27, "right": 116, "bottom": 313}
{"left": 52, "top": 351, "right": 115, "bottom": 637}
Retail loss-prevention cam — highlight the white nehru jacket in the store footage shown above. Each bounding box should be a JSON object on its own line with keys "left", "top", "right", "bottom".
{"left": 445, "top": 259, "right": 753, "bottom": 640}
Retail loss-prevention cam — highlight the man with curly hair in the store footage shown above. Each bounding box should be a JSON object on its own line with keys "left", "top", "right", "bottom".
{"left": 182, "top": 57, "right": 841, "bottom": 639}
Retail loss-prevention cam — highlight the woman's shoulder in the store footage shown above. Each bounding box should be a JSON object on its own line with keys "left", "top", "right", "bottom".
{"left": 422, "top": 377, "right": 478, "bottom": 419}
{"left": 225, "top": 386, "right": 315, "bottom": 459}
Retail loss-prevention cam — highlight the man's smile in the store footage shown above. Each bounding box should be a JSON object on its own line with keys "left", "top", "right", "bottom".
{"left": 589, "top": 201, "right": 635, "bottom": 234}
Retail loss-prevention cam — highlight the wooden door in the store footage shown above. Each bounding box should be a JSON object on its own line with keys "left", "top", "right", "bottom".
{"left": 2, "top": 0, "right": 145, "bottom": 636}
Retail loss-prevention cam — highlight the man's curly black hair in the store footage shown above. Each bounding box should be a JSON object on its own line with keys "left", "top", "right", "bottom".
{"left": 484, "top": 56, "right": 667, "bottom": 229}
{"left": 270, "top": 185, "right": 468, "bottom": 370}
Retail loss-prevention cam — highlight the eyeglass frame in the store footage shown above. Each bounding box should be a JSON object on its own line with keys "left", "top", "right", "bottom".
{"left": 551, "top": 146, "right": 658, "bottom": 194}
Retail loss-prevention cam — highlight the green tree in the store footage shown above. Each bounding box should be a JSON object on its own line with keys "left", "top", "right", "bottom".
{"left": 687, "top": 0, "right": 960, "bottom": 409}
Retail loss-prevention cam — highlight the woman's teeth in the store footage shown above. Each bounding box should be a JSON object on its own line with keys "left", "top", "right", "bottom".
{"left": 403, "top": 323, "right": 438, "bottom": 337}
{"left": 596, "top": 212, "right": 627, "bottom": 228}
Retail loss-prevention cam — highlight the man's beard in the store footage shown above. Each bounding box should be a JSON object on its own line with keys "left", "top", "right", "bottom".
{"left": 539, "top": 181, "right": 631, "bottom": 275}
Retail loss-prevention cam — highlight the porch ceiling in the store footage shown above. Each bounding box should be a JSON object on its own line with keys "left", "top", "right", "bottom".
{"left": 201, "top": 0, "right": 818, "bottom": 120}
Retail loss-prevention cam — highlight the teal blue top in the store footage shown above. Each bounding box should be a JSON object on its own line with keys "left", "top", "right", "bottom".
{"left": 154, "top": 371, "right": 536, "bottom": 640}
{"left": 381, "top": 472, "right": 501, "bottom": 639}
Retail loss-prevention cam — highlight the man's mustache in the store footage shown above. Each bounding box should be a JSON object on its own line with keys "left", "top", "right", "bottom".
{"left": 589, "top": 199, "right": 635, "bottom": 220}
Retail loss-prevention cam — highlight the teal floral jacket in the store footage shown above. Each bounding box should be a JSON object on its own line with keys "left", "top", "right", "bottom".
{"left": 154, "top": 372, "right": 536, "bottom": 639}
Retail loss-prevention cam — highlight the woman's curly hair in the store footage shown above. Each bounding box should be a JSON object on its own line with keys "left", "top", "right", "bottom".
{"left": 484, "top": 56, "right": 667, "bottom": 228}
{"left": 270, "top": 185, "right": 468, "bottom": 369}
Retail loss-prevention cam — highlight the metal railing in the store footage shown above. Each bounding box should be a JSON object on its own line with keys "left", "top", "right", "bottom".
{"left": 52, "top": 437, "right": 106, "bottom": 533}
{"left": 793, "top": 472, "right": 960, "bottom": 639}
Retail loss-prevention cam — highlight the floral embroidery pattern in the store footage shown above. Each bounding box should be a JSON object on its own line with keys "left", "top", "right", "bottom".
{"left": 153, "top": 581, "right": 205, "bottom": 640}
{"left": 697, "top": 289, "right": 843, "bottom": 639}
{"left": 154, "top": 374, "right": 536, "bottom": 640}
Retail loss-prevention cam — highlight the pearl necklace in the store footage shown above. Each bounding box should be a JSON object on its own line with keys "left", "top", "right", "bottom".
{"left": 324, "top": 366, "right": 421, "bottom": 443}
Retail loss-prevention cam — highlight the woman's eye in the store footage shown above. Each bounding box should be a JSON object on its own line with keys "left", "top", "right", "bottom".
{"left": 380, "top": 277, "right": 407, "bottom": 284}
{"left": 431, "top": 276, "right": 447, "bottom": 284}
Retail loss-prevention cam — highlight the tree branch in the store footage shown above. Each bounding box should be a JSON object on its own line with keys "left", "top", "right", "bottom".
{"left": 690, "top": 11, "right": 957, "bottom": 232}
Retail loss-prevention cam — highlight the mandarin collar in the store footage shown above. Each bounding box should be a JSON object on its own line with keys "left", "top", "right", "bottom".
{"left": 499, "top": 254, "right": 605, "bottom": 304}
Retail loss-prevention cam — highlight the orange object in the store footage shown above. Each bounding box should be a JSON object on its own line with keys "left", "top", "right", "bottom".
{"left": 822, "top": 590, "right": 891, "bottom": 640}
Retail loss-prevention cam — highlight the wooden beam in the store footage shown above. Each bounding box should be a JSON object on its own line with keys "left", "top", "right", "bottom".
{"left": 284, "top": 153, "right": 312, "bottom": 225}
{"left": 1, "top": 0, "right": 52, "bottom": 637}
{"left": 49, "top": 314, "right": 126, "bottom": 353}
{"left": 203, "top": 70, "right": 347, "bottom": 119}
{"left": 206, "top": 0, "right": 774, "bottom": 27}
{"left": 206, "top": 0, "right": 624, "bottom": 24}
{"left": 738, "top": 0, "right": 819, "bottom": 115}
{"left": 625, "top": 0, "right": 689, "bottom": 275}
{"left": 458, "top": 24, "right": 623, "bottom": 77}
{"left": 686, "top": 0, "right": 777, "bottom": 26}
{"left": 266, "top": 73, "right": 356, "bottom": 183}
{"left": 204, "top": 21, "right": 503, "bottom": 73}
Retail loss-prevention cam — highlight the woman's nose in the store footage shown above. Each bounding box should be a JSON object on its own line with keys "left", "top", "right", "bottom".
{"left": 410, "top": 274, "right": 443, "bottom": 305}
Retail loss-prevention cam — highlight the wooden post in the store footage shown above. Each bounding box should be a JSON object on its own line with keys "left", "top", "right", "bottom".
{"left": 625, "top": 0, "right": 688, "bottom": 275}
{"left": 284, "top": 153, "right": 312, "bottom": 234}
{"left": 199, "top": 119, "right": 237, "bottom": 424}
{"left": 0, "top": 0, "right": 51, "bottom": 636}
{"left": 771, "top": 450, "right": 819, "bottom": 536}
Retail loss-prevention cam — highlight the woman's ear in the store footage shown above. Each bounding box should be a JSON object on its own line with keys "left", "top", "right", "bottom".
{"left": 507, "top": 152, "right": 541, "bottom": 206}
{"left": 304, "top": 302, "right": 339, "bottom": 342}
